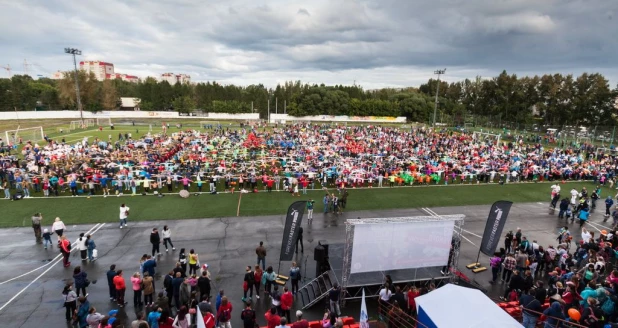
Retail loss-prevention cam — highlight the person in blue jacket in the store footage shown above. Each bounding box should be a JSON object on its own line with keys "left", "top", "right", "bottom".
{"left": 605, "top": 196, "right": 614, "bottom": 217}
{"left": 579, "top": 206, "right": 590, "bottom": 227}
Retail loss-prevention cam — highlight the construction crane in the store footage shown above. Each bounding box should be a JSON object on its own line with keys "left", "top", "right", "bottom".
{"left": 0, "top": 64, "right": 11, "bottom": 78}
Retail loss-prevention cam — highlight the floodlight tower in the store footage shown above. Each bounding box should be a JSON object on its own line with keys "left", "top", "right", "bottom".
{"left": 64, "top": 47, "right": 84, "bottom": 126}
{"left": 432, "top": 68, "right": 446, "bottom": 129}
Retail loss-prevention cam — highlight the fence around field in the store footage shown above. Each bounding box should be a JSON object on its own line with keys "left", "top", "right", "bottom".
{"left": 433, "top": 113, "right": 618, "bottom": 147}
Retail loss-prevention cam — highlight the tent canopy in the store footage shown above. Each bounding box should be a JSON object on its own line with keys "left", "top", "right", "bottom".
{"left": 415, "top": 284, "right": 522, "bottom": 328}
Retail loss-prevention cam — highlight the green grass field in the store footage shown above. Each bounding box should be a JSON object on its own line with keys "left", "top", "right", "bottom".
{"left": 0, "top": 181, "right": 602, "bottom": 228}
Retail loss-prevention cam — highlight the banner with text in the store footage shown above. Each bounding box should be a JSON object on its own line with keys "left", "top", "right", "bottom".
{"left": 279, "top": 201, "right": 306, "bottom": 261}
{"left": 480, "top": 200, "right": 513, "bottom": 256}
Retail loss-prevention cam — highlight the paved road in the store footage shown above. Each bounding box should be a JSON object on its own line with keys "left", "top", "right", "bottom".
{"left": 0, "top": 201, "right": 610, "bottom": 328}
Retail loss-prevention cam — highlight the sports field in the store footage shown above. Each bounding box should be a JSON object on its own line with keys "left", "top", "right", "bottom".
{"left": 0, "top": 180, "right": 601, "bottom": 228}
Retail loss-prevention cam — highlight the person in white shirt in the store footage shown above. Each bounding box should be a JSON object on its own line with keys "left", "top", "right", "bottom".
{"left": 162, "top": 225, "right": 176, "bottom": 252}
{"left": 581, "top": 228, "right": 592, "bottom": 243}
{"left": 77, "top": 233, "right": 88, "bottom": 261}
{"left": 378, "top": 283, "right": 392, "bottom": 316}
{"left": 52, "top": 217, "right": 66, "bottom": 242}
{"left": 119, "top": 203, "right": 130, "bottom": 229}
{"left": 570, "top": 188, "right": 579, "bottom": 206}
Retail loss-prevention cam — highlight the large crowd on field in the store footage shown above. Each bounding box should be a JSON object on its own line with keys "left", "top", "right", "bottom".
{"left": 0, "top": 123, "right": 614, "bottom": 197}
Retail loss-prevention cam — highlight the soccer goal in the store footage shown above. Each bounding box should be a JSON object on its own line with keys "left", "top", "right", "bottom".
{"left": 5, "top": 126, "right": 44, "bottom": 144}
{"left": 96, "top": 117, "right": 112, "bottom": 126}
{"left": 70, "top": 119, "right": 95, "bottom": 130}
{"left": 200, "top": 121, "right": 220, "bottom": 129}
{"left": 473, "top": 131, "right": 501, "bottom": 144}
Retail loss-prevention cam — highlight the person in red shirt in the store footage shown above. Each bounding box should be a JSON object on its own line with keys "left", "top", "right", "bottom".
{"left": 217, "top": 296, "right": 233, "bottom": 328}
{"left": 280, "top": 286, "right": 293, "bottom": 323}
{"left": 59, "top": 236, "right": 71, "bottom": 267}
{"left": 113, "top": 270, "right": 127, "bottom": 307}
{"left": 265, "top": 307, "right": 281, "bottom": 328}
{"left": 406, "top": 286, "right": 420, "bottom": 316}
{"left": 266, "top": 178, "right": 274, "bottom": 193}
{"left": 202, "top": 309, "right": 216, "bottom": 328}
{"left": 291, "top": 310, "right": 309, "bottom": 328}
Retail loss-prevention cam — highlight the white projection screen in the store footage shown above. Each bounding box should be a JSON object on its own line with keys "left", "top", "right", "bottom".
{"left": 350, "top": 220, "right": 455, "bottom": 274}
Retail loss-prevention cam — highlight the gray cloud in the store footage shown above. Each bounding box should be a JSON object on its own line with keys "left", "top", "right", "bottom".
{"left": 0, "top": 0, "right": 616, "bottom": 89}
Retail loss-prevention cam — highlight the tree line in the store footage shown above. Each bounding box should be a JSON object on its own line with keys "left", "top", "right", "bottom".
{"left": 0, "top": 70, "right": 616, "bottom": 126}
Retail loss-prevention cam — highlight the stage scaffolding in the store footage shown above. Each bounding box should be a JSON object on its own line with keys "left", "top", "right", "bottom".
{"left": 341, "top": 215, "right": 465, "bottom": 304}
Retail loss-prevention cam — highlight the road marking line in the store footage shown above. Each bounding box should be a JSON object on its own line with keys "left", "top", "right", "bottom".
{"left": 0, "top": 223, "right": 101, "bottom": 285}
{"left": 0, "top": 223, "right": 105, "bottom": 313}
{"left": 237, "top": 192, "right": 242, "bottom": 217}
{"left": 462, "top": 229, "right": 482, "bottom": 238}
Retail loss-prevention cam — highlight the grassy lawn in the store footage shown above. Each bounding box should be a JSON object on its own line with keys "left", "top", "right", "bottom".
{"left": 0, "top": 181, "right": 602, "bottom": 228}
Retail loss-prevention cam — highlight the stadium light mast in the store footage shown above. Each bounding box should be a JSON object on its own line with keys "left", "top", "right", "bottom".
{"left": 64, "top": 48, "right": 84, "bottom": 126}
{"left": 432, "top": 68, "right": 446, "bottom": 129}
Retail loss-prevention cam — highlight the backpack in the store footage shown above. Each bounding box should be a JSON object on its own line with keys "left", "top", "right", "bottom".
{"left": 585, "top": 270, "right": 594, "bottom": 281}
{"left": 241, "top": 309, "right": 255, "bottom": 327}
{"left": 602, "top": 298, "right": 615, "bottom": 316}
{"left": 219, "top": 308, "right": 231, "bottom": 322}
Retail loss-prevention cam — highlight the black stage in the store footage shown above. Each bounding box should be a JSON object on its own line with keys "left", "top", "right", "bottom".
{"left": 327, "top": 243, "right": 451, "bottom": 298}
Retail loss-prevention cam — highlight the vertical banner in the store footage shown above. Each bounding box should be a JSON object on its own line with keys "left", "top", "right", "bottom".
{"left": 279, "top": 201, "right": 306, "bottom": 261}
{"left": 360, "top": 288, "right": 369, "bottom": 328}
{"left": 196, "top": 307, "right": 206, "bottom": 328}
{"left": 480, "top": 200, "right": 513, "bottom": 256}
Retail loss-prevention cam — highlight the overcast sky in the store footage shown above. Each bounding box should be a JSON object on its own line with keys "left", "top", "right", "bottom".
{"left": 1, "top": 0, "right": 616, "bottom": 89}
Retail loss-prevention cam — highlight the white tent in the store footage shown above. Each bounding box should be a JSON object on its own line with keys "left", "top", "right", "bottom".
{"left": 415, "top": 284, "right": 522, "bottom": 328}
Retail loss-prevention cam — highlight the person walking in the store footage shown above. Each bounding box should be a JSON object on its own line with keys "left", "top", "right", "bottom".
{"left": 106, "top": 265, "right": 117, "bottom": 302}
{"left": 262, "top": 266, "right": 277, "bottom": 295}
{"left": 62, "top": 283, "right": 78, "bottom": 322}
{"left": 119, "top": 203, "right": 130, "bottom": 228}
{"left": 78, "top": 233, "right": 89, "bottom": 261}
{"left": 256, "top": 241, "right": 266, "bottom": 270}
{"left": 86, "top": 235, "right": 96, "bottom": 262}
{"left": 289, "top": 262, "right": 301, "bottom": 295}
{"left": 254, "top": 265, "right": 263, "bottom": 300}
{"left": 605, "top": 196, "right": 614, "bottom": 217}
{"left": 150, "top": 228, "right": 161, "bottom": 256}
{"left": 501, "top": 252, "right": 516, "bottom": 283}
{"left": 42, "top": 228, "right": 52, "bottom": 249}
{"left": 162, "top": 225, "right": 176, "bottom": 252}
{"left": 31, "top": 212, "right": 43, "bottom": 243}
{"left": 73, "top": 266, "right": 89, "bottom": 297}
{"left": 306, "top": 200, "right": 314, "bottom": 224}
{"left": 52, "top": 217, "right": 66, "bottom": 243}
{"left": 131, "top": 272, "right": 143, "bottom": 308}
{"left": 189, "top": 249, "right": 200, "bottom": 275}
{"left": 489, "top": 252, "right": 502, "bottom": 284}
{"left": 113, "top": 269, "right": 127, "bottom": 307}
{"left": 60, "top": 235, "right": 71, "bottom": 268}
{"left": 243, "top": 266, "right": 255, "bottom": 301}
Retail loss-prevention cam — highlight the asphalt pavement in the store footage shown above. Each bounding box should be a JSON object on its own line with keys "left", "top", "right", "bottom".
{"left": 0, "top": 199, "right": 609, "bottom": 328}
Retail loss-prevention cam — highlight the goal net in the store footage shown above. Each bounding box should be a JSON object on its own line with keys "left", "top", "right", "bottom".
{"left": 200, "top": 121, "right": 220, "bottom": 129}
{"left": 472, "top": 131, "right": 501, "bottom": 145}
{"left": 96, "top": 117, "right": 112, "bottom": 126}
{"left": 70, "top": 119, "right": 95, "bottom": 130}
{"left": 5, "top": 126, "right": 45, "bottom": 144}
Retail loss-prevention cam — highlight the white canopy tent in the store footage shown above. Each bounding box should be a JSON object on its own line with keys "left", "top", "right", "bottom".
{"left": 415, "top": 284, "right": 522, "bottom": 328}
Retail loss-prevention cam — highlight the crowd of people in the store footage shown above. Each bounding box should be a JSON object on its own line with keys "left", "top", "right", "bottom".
{"left": 0, "top": 123, "right": 615, "bottom": 201}
{"left": 16, "top": 123, "right": 618, "bottom": 328}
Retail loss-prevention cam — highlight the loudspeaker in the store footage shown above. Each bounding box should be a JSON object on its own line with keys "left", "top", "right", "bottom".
{"left": 318, "top": 240, "right": 329, "bottom": 258}
{"left": 314, "top": 245, "right": 326, "bottom": 262}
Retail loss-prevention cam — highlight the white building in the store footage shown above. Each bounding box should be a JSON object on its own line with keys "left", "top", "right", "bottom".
{"left": 80, "top": 61, "right": 114, "bottom": 80}
{"left": 160, "top": 72, "right": 191, "bottom": 84}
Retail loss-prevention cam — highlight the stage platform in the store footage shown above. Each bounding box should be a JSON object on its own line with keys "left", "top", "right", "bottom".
{"left": 327, "top": 243, "right": 451, "bottom": 299}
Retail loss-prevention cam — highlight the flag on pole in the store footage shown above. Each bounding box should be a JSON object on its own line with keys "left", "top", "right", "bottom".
{"left": 360, "top": 288, "right": 369, "bottom": 328}
{"left": 196, "top": 308, "right": 206, "bottom": 328}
